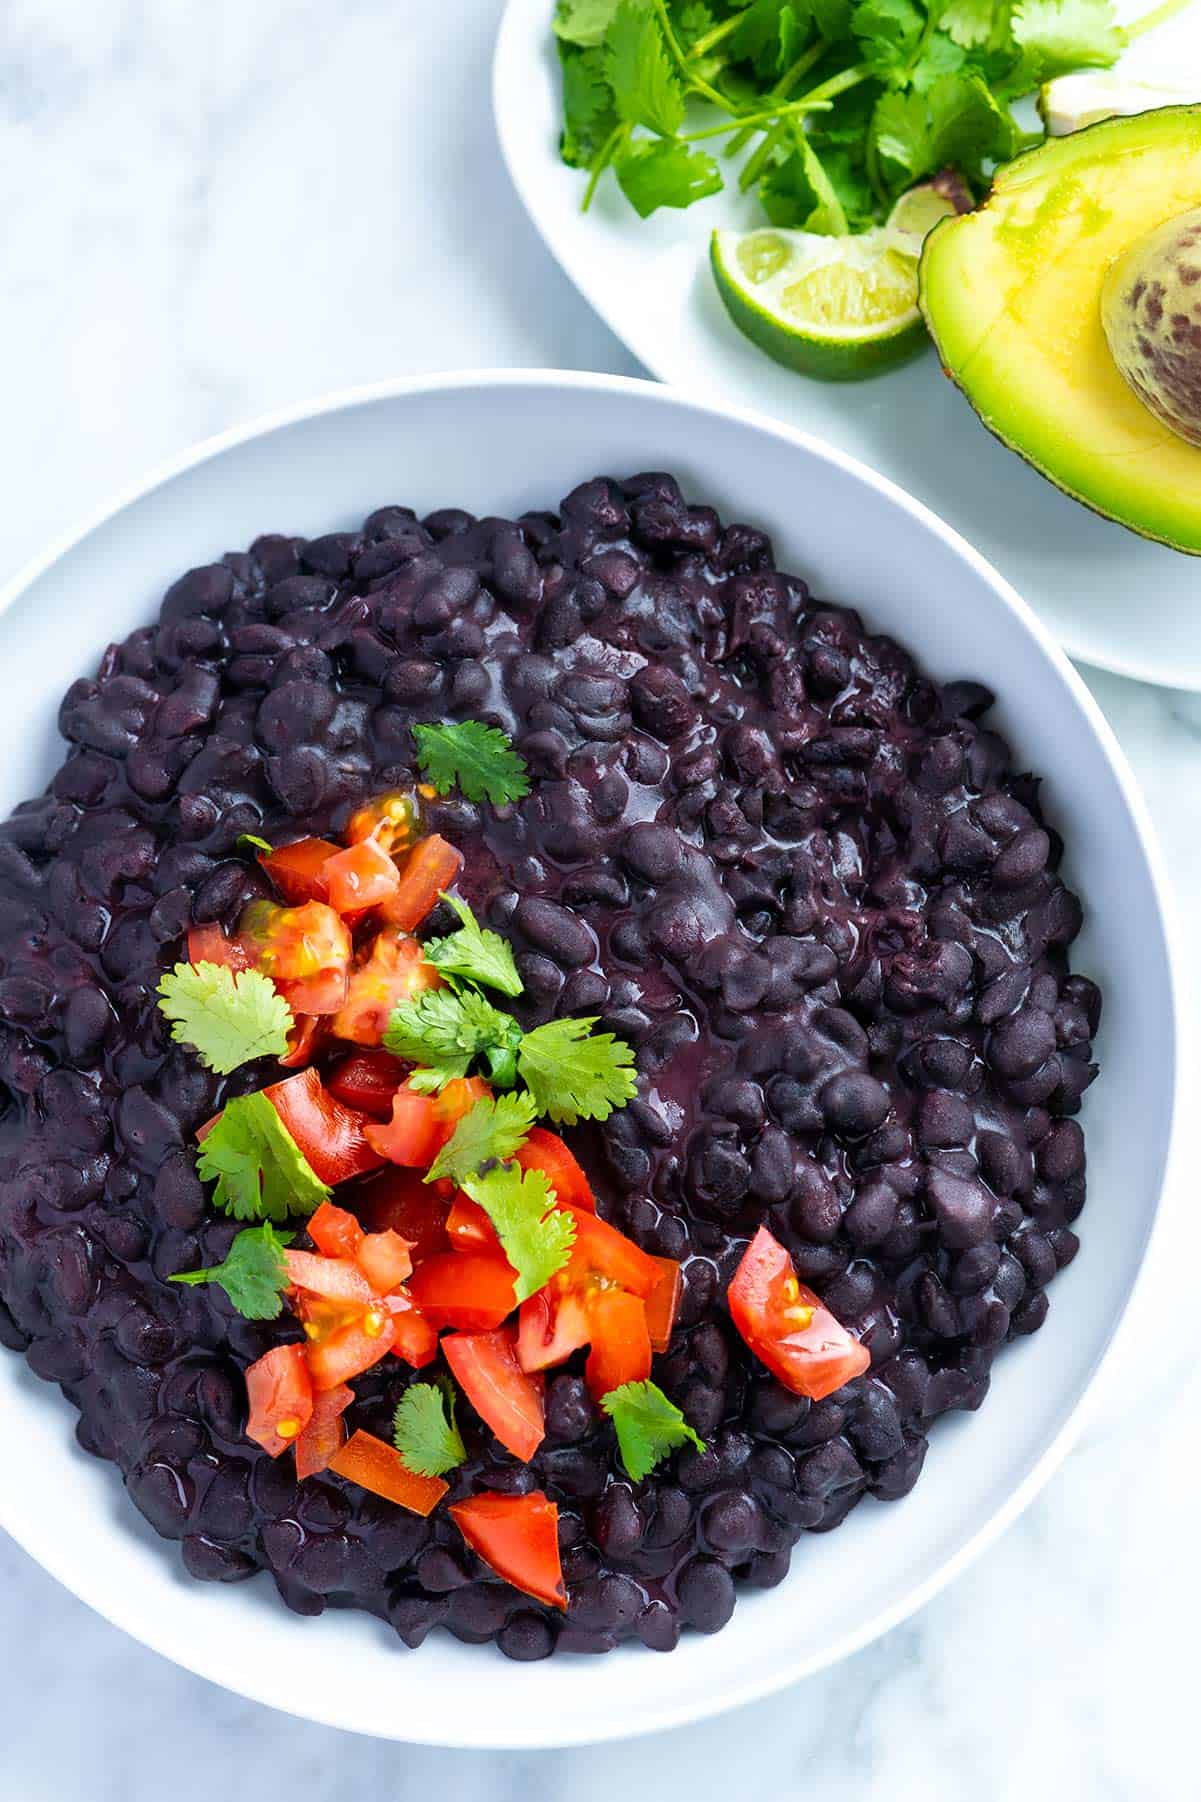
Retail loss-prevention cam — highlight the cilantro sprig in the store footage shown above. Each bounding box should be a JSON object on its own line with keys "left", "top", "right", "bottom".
{"left": 197, "top": 1092, "right": 331, "bottom": 1223}
{"left": 463, "top": 1163, "right": 578, "bottom": 1302}
{"left": 412, "top": 719, "right": 530, "bottom": 808}
{"left": 384, "top": 987, "right": 525, "bottom": 1091}
{"left": 426, "top": 1091, "right": 539, "bottom": 1185}
{"left": 423, "top": 893, "right": 524, "bottom": 997}
{"left": 393, "top": 1381, "right": 467, "bottom": 1477}
{"left": 170, "top": 1223, "right": 294, "bottom": 1320}
{"left": 157, "top": 961, "right": 293, "bottom": 1075}
{"left": 601, "top": 1378, "right": 706, "bottom": 1481}
{"left": 518, "top": 1016, "right": 638, "bottom": 1125}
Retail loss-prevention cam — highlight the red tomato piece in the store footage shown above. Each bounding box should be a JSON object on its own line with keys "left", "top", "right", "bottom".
{"left": 407, "top": 1252, "right": 517, "bottom": 1331}
{"left": 560, "top": 1203, "right": 662, "bottom": 1300}
{"left": 359, "top": 1166, "right": 452, "bottom": 1263}
{"left": 446, "top": 1194, "right": 500, "bottom": 1254}
{"left": 380, "top": 835, "right": 465, "bottom": 931}
{"left": 443, "top": 1327, "right": 546, "bottom": 1462}
{"left": 263, "top": 1066, "right": 384, "bottom": 1186}
{"left": 187, "top": 923, "right": 253, "bottom": 973}
{"left": 278, "top": 1012, "right": 326, "bottom": 1069}
{"left": 239, "top": 899, "right": 352, "bottom": 982}
{"left": 303, "top": 1304, "right": 394, "bottom": 1391}
{"left": 365, "top": 1084, "right": 444, "bottom": 1168}
{"left": 434, "top": 1076, "right": 491, "bottom": 1131}
{"left": 330, "top": 1428, "right": 447, "bottom": 1516}
{"left": 260, "top": 837, "right": 341, "bottom": 905}
{"left": 584, "top": 1289, "right": 651, "bottom": 1400}
{"left": 276, "top": 966, "right": 349, "bottom": 1016}
{"left": 284, "top": 1249, "right": 376, "bottom": 1306}
{"left": 293, "top": 1381, "right": 353, "bottom": 1481}
{"left": 728, "top": 1226, "right": 871, "bottom": 1401}
{"left": 326, "top": 1049, "right": 408, "bottom": 1120}
{"left": 644, "top": 1256, "right": 682, "bottom": 1353}
{"left": 516, "top": 1286, "right": 591, "bottom": 1373}
{"left": 450, "top": 1491, "right": 566, "bottom": 1610}
{"left": 323, "top": 836, "right": 402, "bottom": 916}
{"left": 384, "top": 1289, "right": 440, "bottom": 1367}
{"left": 331, "top": 930, "right": 441, "bottom": 1047}
{"left": 307, "top": 1200, "right": 364, "bottom": 1261}
{"left": 245, "top": 1344, "right": 314, "bottom": 1457}
{"left": 514, "top": 1128, "right": 595, "bottom": 1212}
{"left": 356, "top": 1229, "right": 413, "bottom": 1294}
{"left": 346, "top": 791, "right": 421, "bottom": 856}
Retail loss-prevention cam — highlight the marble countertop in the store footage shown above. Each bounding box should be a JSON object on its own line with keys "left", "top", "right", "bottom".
{"left": 2, "top": 3, "right": 1199, "bottom": 1797}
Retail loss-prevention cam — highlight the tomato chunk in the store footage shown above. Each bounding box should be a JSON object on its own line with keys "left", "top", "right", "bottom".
{"left": 450, "top": 1491, "right": 566, "bottom": 1610}
{"left": 584, "top": 1289, "right": 651, "bottom": 1400}
{"left": 307, "top": 1200, "right": 364, "bottom": 1261}
{"left": 285, "top": 1249, "right": 376, "bottom": 1306}
{"left": 326, "top": 1049, "right": 408, "bottom": 1120}
{"left": 380, "top": 835, "right": 465, "bottom": 930}
{"left": 443, "top": 1327, "right": 545, "bottom": 1462}
{"left": 407, "top": 1252, "right": 516, "bottom": 1331}
{"left": 514, "top": 1128, "right": 595, "bottom": 1212}
{"left": 644, "top": 1256, "right": 682, "bottom": 1354}
{"left": 356, "top": 1229, "right": 413, "bottom": 1294}
{"left": 323, "top": 837, "right": 402, "bottom": 915}
{"left": 384, "top": 1289, "right": 440, "bottom": 1367}
{"left": 187, "top": 923, "right": 253, "bottom": 973}
{"left": 239, "top": 899, "right": 351, "bottom": 983}
{"left": 560, "top": 1203, "right": 662, "bottom": 1300}
{"left": 293, "top": 1382, "right": 353, "bottom": 1480}
{"left": 346, "top": 791, "right": 421, "bottom": 856}
{"left": 303, "top": 1304, "right": 394, "bottom": 1391}
{"left": 278, "top": 1012, "right": 326, "bottom": 1069}
{"left": 332, "top": 931, "right": 441, "bottom": 1047}
{"left": 260, "top": 837, "right": 340, "bottom": 905}
{"left": 330, "top": 1428, "right": 447, "bottom": 1516}
{"left": 360, "top": 1166, "right": 452, "bottom": 1263}
{"left": 276, "top": 966, "right": 349, "bottom": 1016}
{"left": 245, "top": 1344, "right": 313, "bottom": 1457}
{"left": 365, "top": 1075, "right": 489, "bottom": 1168}
{"left": 263, "top": 1066, "right": 384, "bottom": 1186}
{"left": 728, "top": 1226, "right": 870, "bottom": 1401}
{"left": 446, "top": 1194, "right": 500, "bottom": 1254}
{"left": 516, "top": 1286, "right": 591, "bottom": 1373}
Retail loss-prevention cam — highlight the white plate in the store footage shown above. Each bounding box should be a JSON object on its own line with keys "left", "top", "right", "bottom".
{"left": 0, "top": 371, "right": 1179, "bottom": 1745}
{"left": 493, "top": 0, "right": 1201, "bottom": 689}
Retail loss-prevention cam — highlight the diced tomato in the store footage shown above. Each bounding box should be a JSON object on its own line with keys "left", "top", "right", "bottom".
{"left": 331, "top": 930, "right": 441, "bottom": 1047}
{"left": 245, "top": 1344, "right": 313, "bottom": 1457}
{"left": 559, "top": 1203, "right": 662, "bottom": 1300}
{"left": 407, "top": 1252, "right": 517, "bottom": 1331}
{"left": 446, "top": 1194, "right": 500, "bottom": 1254}
{"left": 380, "top": 835, "right": 465, "bottom": 931}
{"left": 356, "top": 1229, "right": 413, "bottom": 1294}
{"left": 346, "top": 791, "right": 421, "bottom": 856}
{"left": 728, "top": 1226, "right": 871, "bottom": 1401}
{"left": 187, "top": 923, "right": 253, "bottom": 973}
{"left": 260, "top": 837, "right": 341, "bottom": 905}
{"left": 364, "top": 1075, "right": 489, "bottom": 1169}
{"left": 384, "top": 1289, "right": 440, "bottom": 1367}
{"left": 263, "top": 1066, "right": 384, "bottom": 1185}
{"left": 278, "top": 1013, "right": 326, "bottom": 1068}
{"left": 323, "top": 836, "right": 402, "bottom": 916}
{"left": 293, "top": 1382, "right": 353, "bottom": 1481}
{"left": 239, "top": 899, "right": 352, "bottom": 982}
{"left": 450, "top": 1491, "right": 566, "bottom": 1610}
{"left": 584, "top": 1289, "right": 651, "bottom": 1400}
{"left": 644, "top": 1256, "right": 682, "bottom": 1354}
{"left": 516, "top": 1286, "right": 591, "bottom": 1373}
{"left": 326, "top": 1049, "right": 408, "bottom": 1120}
{"left": 308, "top": 1200, "right": 364, "bottom": 1261}
{"left": 443, "top": 1327, "right": 545, "bottom": 1462}
{"left": 303, "top": 1304, "right": 394, "bottom": 1391}
{"left": 360, "top": 1166, "right": 453, "bottom": 1263}
{"left": 330, "top": 1428, "right": 447, "bottom": 1516}
{"left": 514, "top": 1128, "right": 595, "bottom": 1212}
{"left": 284, "top": 1248, "right": 375, "bottom": 1306}
{"left": 277, "top": 966, "right": 349, "bottom": 1016}
{"left": 434, "top": 1076, "right": 491, "bottom": 1132}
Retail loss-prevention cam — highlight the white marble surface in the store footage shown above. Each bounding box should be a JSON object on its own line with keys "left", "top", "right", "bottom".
{"left": 1, "top": 2, "right": 1199, "bottom": 1796}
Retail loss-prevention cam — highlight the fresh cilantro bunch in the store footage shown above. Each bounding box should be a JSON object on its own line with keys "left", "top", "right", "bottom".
{"left": 553, "top": 0, "right": 1174, "bottom": 230}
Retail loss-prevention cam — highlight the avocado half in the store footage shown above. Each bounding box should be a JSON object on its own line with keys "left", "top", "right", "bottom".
{"left": 919, "top": 106, "right": 1201, "bottom": 555}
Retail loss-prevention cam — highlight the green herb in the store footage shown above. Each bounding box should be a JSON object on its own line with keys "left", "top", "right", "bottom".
{"left": 615, "top": 138, "right": 723, "bottom": 214}
{"left": 237, "top": 832, "right": 274, "bottom": 856}
{"left": 518, "top": 1016, "right": 638, "bottom": 1124}
{"left": 462, "top": 1163, "right": 577, "bottom": 1302}
{"left": 606, "top": 0, "right": 686, "bottom": 135}
{"left": 197, "top": 1092, "right": 331, "bottom": 1223}
{"left": 422, "top": 893, "right": 524, "bottom": 997}
{"left": 384, "top": 987, "right": 524, "bottom": 1090}
{"left": 156, "top": 961, "right": 293, "bottom": 1076}
{"left": 169, "top": 1223, "right": 294, "bottom": 1320}
{"left": 425, "top": 1092, "right": 539, "bottom": 1186}
{"left": 412, "top": 720, "right": 531, "bottom": 808}
{"left": 393, "top": 1381, "right": 466, "bottom": 1477}
{"left": 601, "top": 1379, "right": 706, "bottom": 1481}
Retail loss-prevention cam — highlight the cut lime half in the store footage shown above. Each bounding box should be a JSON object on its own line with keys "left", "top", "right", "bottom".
{"left": 710, "top": 185, "right": 959, "bottom": 381}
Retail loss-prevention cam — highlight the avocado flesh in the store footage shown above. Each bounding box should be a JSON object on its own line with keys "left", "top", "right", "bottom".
{"left": 919, "top": 106, "right": 1201, "bottom": 554}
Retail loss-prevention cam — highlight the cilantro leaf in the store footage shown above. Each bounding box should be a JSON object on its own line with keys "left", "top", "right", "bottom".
{"left": 939, "top": 0, "right": 997, "bottom": 48}
{"left": 852, "top": 0, "right": 925, "bottom": 80}
{"left": 731, "top": 0, "right": 811, "bottom": 78}
{"left": 422, "top": 892, "right": 524, "bottom": 997}
{"left": 559, "top": 42, "right": 619, "bottom": 169}
{"left": 196, "top": 1092, "right": 331, "bottom": 1222}
{"left": 811, "top": 0, "right": 855, "bottom": 39}
{"left": 462, "top": 1163, "right": 576, "bottom": 1302}
{"left": 910, "top": 27, "right": 966, "bottom": 92}
{"left": 170, "top": 1223, "right": 293, "bottom": 1320}
{"left": 601, "top": 1379, "right": 706, "bottom": 1481}
{"left": 927, "top": 69, "right": 1018, "bottom": 168}
{"left": 1009, "top": 0, "right": 1123, "bottom": 81}
{"left": 871, "top": 87, "right": 930, "bottom": 176}
{"left": 411, "top": 720, "right": 530, "bottom": 808}
{"left": 605, "top": 0, "right": 684, "bottom": 137}
{"left": 517, "top": 1016, "right": 638, "bottom": 1125}
{"left": 393, "top": 1382, "right": 466, "bottom": 1477}
{"left": 425, "top": 1092, "right": 538, "bottom": 1186}
{"left": 157, "top": 961, "right": 293, "bottom": 1076}
{"left": 383, "top": 987, "right": 522, "bottom": 1089}
{"left": 615, "top": 139, "right": 724, "bottom": 215}
{"left": 555, "top": 0, "right": 624, "bottom": 45}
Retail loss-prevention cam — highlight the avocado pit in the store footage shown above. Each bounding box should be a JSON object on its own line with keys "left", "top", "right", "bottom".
{"left": 1102, "top": 205, "right": 1201, "bottom": 447}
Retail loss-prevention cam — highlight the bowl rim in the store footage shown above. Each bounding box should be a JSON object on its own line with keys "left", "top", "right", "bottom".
{"left": 0, "top": 367, "right": 1183, "bottom": 1745}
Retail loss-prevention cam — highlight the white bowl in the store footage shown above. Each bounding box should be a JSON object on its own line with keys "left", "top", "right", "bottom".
{"left": 0, "top": 371, "right": 1179, "bottom": 1746}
